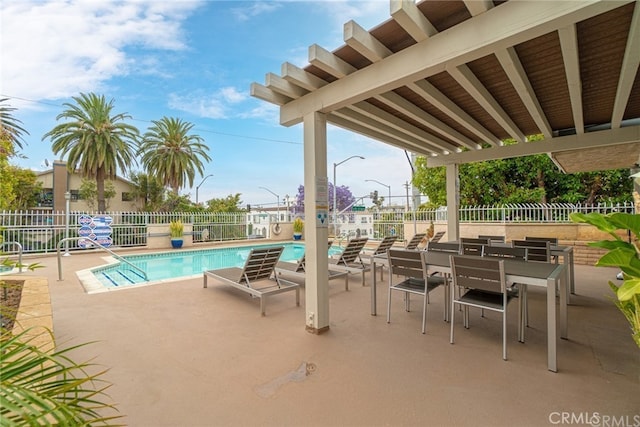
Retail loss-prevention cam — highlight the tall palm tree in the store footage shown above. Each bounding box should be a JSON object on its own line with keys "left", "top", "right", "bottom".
{"left": 138, "top": 117, "right": 211, "bottom": 194}
{"left": 42, "top": 93, "right": 139, "bottom": 212}
{"left": 0, "top": 98, "right": 29, "bottom": 157}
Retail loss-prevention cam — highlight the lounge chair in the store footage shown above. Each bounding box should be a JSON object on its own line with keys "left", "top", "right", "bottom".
{"left": 203, "top": 246, "right": 299, "bottom": 316}
{"left": 275, "top": 242, "right": 350, "bottom": 290}
{"left": 328, "top": 237, "right": 370, "bottom": 285}
{"left": 362, "top": 236, "right": 398, "bottom": 280}
{"left": 405, "top": 233, "right": 427, "bottom": 250}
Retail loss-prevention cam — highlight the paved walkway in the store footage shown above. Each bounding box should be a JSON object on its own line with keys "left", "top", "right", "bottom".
{"left": 18, "top": 248, "right": 640, "bottom": 426}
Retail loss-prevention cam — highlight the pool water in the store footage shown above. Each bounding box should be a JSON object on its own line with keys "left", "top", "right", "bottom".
{"left": 91, "top": 243, "right": 342, "bottom": 289}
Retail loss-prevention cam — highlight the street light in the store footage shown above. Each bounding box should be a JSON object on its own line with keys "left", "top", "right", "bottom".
{"left": 64, "top": 191, "right": 71, "bottom": 256}
{"left": 258, "top": 186, "right": 280, "bottom": 221}
{"left": 333, "top": 155, "right": 365, "bottom": 231}
{"left": 196, "top": 174, "right": 213, "bottom": 205}
{"left": 365, "top": 179, "right": 391, "bottom": 207}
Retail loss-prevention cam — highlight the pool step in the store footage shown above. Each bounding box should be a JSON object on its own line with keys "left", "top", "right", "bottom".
{"left": 97, "top": 268, "right": 147, "bottom": 287}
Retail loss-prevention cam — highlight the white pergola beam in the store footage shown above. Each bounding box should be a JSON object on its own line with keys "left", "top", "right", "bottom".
{"left": 250, "top": 82, "right": 292, "bottom": 106}
{"left": 448, "top": 63, "right": 527, "bottom": 143}
{"left": 375, "top": 91, "right": 480, "bottom": 150}
{"left": 409, "top": 79, "right": 501, "bottom": 146}
{"left": 558, "top": 24, "right": 585, "bottom": 134}
{"left": 334, "top": 108, "right": 446, "bottom": 154}
{"left": 281, "top": 62, "right": 328, "bottom": 91}
{"left": 280, "top": 1, "right": 627, "bottom": 127}
{"left": 495, "top": 47, "right": 553, "bottom": 139}
{"left": 464, "top": 0, "right": 494, "bottom": 17}
{"left": 612, "top": 2, "right": 640, "bottom": 128}
{"left": 265, "top": 73, "right": 308, "bottom": 99}
{"left": 328, "top": 113, "right": 436, "bottom": 157}
{"left": 309, "top": 44, "right": 356, "bottom": 78}
{"left": 390, "top": 0, "right": 437, "bottom": 42}
{"left": 350, "top": 101, "right": 459, "bottom": 152}
{"left": 344, "top": 20, "right": 392, "bottom": 63}
{"left": 428, "top": 125, "right": 640, "bottom": 166}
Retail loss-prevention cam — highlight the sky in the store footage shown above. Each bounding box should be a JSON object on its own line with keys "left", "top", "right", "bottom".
{"left": 1, "top": 0, "right": 417, "bottom": 209}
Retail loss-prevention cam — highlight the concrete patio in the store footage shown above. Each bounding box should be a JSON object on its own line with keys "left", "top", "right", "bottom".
{"left": 16, "top": 247, "right": 640, "bottom": 426}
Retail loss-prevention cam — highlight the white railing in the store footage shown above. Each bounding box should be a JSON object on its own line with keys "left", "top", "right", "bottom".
{"left": 0, "top": 202, "right": 633, "bottom": 254}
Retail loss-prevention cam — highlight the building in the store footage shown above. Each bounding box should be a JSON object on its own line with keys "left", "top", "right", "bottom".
{"left": 35, "top": 160, "right": 141, "bottom": 212}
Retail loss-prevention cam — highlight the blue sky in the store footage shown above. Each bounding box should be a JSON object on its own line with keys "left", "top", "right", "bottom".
{"left": 1, "top": 0, "right": 415, "bottom": 208}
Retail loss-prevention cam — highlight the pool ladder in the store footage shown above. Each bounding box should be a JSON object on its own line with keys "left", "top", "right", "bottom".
{"left": 57, "top": 237, "right": 148, "bottom": 282}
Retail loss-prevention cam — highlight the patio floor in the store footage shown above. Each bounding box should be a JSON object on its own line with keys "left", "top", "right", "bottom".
{"left": 20, "top": 247, "right": 640, "bottom": 426}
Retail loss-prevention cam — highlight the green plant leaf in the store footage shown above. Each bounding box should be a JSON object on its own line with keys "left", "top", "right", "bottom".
{"left": 588, "top": 240, "right": 631, "bottom": 250}
{"left": 607, "top": 213, "right": 640, "bottom": 236}
{"left": 595, "top": 248, "right": 640, "bottom": 276}
{"left": 617, "top": 278, "right": 640, "bottom": 301}
{"left": 569, "top": 212, "right": 620, "bottom": 234}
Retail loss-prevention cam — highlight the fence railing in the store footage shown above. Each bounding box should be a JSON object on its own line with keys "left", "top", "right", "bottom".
{"left": 0, "top": 202, "right": 634, "bottom": 254}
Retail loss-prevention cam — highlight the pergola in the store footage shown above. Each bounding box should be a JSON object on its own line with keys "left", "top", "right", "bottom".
{"left": 251, "top": 0, "right": 640, "bottom": 333}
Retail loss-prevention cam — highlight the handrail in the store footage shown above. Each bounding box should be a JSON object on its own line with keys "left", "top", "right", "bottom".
{"left": 1, "top": 241, "right": 24, "bottom": 273}
{"left": 57, "top": 237, "right": 148, "bottom": 282}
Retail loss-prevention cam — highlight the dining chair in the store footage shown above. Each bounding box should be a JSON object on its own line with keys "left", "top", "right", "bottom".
{"left": 478, "top": 235, "right": 506, "bottom": 244}
{"left": 460, "top": 237, "right": 487, "bottom": 256}
{"left": 512, "top": 239, "right": 551, "bottom": 262}
{"left": 524, "top": 236, "right": 559, "bottom": 263}
{"left": 386, "top": 249, "right": 447, "bottom": 334}
{"left": 482, "top": 245, "right": 529, "bottom": 338}
{"left": 426, "top": 241, "right": 461, "bottom": 254}
{"left": 449, "top": 255, "right": 523, "bottom": 360}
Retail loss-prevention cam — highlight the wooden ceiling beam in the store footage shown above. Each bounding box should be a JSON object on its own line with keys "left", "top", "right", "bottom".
{"left": 390, "top": 0, "right": 437, "bottom": 42}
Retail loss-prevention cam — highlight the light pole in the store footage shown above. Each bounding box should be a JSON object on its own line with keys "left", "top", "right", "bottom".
{"left": 258, "top": 186, "right": 280, "bottom": 221}
{"left": 333, "top": 155, "right": 365, "bottom": 231}
{"left": 196, "top": 174, "right": 213, "bottom": 205}
{"left": 64, "top": 191, "right": 71, "bottom": 256}
{"left": 365, "top": 179, "right": 391, "bottom": 208}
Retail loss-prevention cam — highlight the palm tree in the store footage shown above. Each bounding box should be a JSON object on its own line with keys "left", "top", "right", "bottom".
{"left": 0, "top": 98, "right": 30, "bottom": 157}
{"left": 138, "top": 117, "right": 211, "bottom": 194}
{"left": 42, "top": 93, "right": 139, "bottom": 212}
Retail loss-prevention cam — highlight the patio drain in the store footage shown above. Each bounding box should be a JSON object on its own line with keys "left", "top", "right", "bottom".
{"left": 254, "top": 361, "right": 316, "bottom": 398}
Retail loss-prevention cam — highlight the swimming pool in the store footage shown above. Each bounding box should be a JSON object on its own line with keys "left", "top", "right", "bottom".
{"left": 80, "top": 243, "right": 342, "bottom": 293}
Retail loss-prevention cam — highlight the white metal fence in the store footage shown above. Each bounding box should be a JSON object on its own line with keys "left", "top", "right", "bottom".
{"left": 0, "top": 202, "right": 633, "bottom": 255}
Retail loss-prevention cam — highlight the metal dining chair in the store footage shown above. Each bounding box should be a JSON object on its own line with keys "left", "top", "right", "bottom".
{"left": 449, "top": 255, "right": 523, "bottom": 360}
{"left": 387, "top": 249, "right": 447, "bottom": 334}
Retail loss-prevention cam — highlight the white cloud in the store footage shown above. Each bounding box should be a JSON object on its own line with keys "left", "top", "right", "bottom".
{"left": 231, "top": 2, "right": 282, "bottom": 22}
{"left": 0, "top": 0, "right": 203, "bottom": 107}
{"left": 167, "top": 86, "right": 247, "bottom": 119}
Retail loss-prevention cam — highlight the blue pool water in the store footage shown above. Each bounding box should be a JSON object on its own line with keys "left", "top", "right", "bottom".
{"left": 91, "top": 243, "right": 342, "bottom": 289}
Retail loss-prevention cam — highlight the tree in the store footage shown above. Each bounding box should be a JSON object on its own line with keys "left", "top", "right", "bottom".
{"left": 413, "top": 141, "right": 632, "bottom": 207}
{"left": 369, "top": 190, "right": 384, "bottom": 210}
{"left": 206, "top": 194, "right": 244, "bottom": 212}
{"left": 129, "top": 171, "right": 165, "bottom": 211}
{"left": 79, "top": 179, "right": 116, "bottom": 211}
{"left": 0, "top": 166, "right": 42, "bottom": 210}
{"left": 138, "top": 117, "right": 211, "bottom": 194}
{"left": 293, "top": 183, "right": 356, "bottom": 213}
{"left": 43, "top": 93, "right": 139, "bottom": 213}
{"left": 0, "top": 98, "right": 29, "bottom": 157}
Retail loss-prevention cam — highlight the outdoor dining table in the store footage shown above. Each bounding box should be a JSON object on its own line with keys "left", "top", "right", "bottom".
{"left": 370, "top": 250, "right": 568, "bottom": 372}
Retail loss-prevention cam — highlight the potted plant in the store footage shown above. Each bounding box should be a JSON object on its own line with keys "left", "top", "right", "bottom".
{"left": 292, "top": 217, "right": 304, "bottom": 240}
{"left": 169, "top": 220, "right": 184, "bottom": 249}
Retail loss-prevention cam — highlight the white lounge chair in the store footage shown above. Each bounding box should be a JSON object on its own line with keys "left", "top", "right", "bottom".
{"left": 203, "top": 246, "right": 299, "bottom": 316}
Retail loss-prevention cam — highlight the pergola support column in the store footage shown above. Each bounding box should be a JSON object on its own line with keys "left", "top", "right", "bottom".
{"left": 446, "top": 163, "right": 460, "bottom": 241}
{"left": 303, "top": 112, "right": 330, "bottom": 334}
